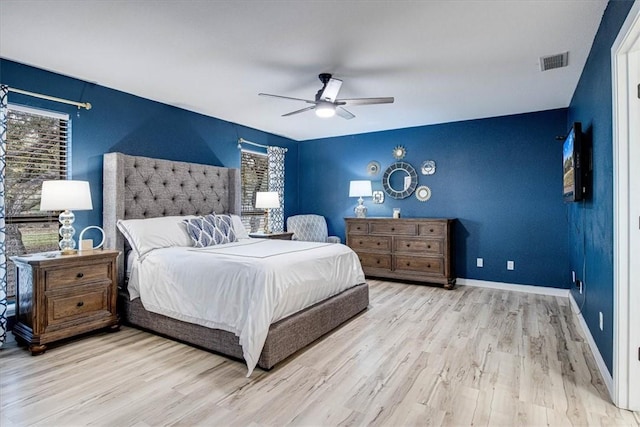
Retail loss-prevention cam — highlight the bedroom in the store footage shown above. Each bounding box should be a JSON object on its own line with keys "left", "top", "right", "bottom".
{"left": 1, "top": 0, "right": 639, "bottom": 425}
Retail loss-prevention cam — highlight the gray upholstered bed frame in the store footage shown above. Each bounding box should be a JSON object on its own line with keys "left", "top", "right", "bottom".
{"left": 103, "top": 152, "right": 368, "bottom": 370}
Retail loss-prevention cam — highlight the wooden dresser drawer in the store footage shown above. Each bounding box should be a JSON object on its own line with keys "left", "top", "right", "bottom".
{"left": 357, "top": 253, "right": 392, "bottom": 270}
{"left": 369, "top": 221, "right": 416, "bottom": 236}
{"left": 394, "top": 237, "right": 443, "bottom": 255}
{"left": 45, "top": 263, "right": 110, "bottom": 290}
{"left": 394, "top": 255, "right": 443, "bottom": 275}
{"left": 346, "top": 221, "right": 369, "bottom": 235}
{"left": 418, "top": 222, "right": 446, "bottom": 237}
{"left": 349, "top": 235, "right": 391, "bottom": 251}
{"left": 47, "top": 284, "right": 110, "bottom": 327}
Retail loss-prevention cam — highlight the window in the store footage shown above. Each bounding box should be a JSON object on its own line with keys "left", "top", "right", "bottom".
{"left": 240, "top": 149, "right": 268, "bottom": 232}
{"left": 5, "top": 105, "right": 70, "bottom": 301}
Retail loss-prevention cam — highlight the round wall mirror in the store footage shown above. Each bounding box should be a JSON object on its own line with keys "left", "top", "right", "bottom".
{"left": 382, "top": 161, "right": 418, "bottom": 199}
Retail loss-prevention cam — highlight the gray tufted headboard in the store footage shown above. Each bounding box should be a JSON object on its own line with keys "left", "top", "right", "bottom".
{"left": 103, "top": 152, "right": 241, "bottom": 287}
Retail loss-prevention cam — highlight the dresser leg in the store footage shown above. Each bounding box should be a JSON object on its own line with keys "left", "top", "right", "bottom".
{"left": 445, "top": 279, "right": 456, "bottom": 290}
{"left": 108, "top": 323, "right": 121, "bottom": 332}
{"left": 29, "top": 344, "right": 47, "bottom": 356}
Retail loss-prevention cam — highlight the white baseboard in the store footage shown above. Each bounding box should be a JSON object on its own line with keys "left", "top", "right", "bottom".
{"left": 456, "top": 278, "right": 570, "bottom": 297}
{"left": 568, "top": 292, "right": 614, "bottom": 398}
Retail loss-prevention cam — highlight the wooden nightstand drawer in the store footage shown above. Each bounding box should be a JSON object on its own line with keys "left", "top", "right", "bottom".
{"left": 349, "top": 235, "right": 391, "bottom": 251}
{"left": 47, "top": 284, "right": 110, "bottom": 327}
{"left": 46, "top": 263, "right": 110, "bottom": 290}
{"left": 346, "top": 221, "right": 368, "bottom": 235}
{"left": 394, "top": 255, "right": 443, "bottom": 275}
{"left": 394, "top": 238, "right": 443, "bottom": 255}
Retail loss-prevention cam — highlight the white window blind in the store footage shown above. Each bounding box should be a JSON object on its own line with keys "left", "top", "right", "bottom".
{"left": 240, "top": 150, "right": 269, "bottom": 232}
{"left": 5, "top": 105, "right": 70, "bottom": 300}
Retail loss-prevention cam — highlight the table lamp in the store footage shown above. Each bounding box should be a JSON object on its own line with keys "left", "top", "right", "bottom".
{"left": 255, "top": 191, "right": 280, "bottom": 234}
{"left": 40, "top": 180, "right": 93, "bottom": 255}
{"left": 349, "top": 180, "right": 372, "bottom": 218}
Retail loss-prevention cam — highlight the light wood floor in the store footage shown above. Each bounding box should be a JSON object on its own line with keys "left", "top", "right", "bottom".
{"left": 1, "top": 280, "right": 639, "bottom": 427}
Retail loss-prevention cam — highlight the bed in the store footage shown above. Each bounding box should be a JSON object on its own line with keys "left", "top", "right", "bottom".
{"left": 103, "top": 152, "right": 369, "bottom": 374}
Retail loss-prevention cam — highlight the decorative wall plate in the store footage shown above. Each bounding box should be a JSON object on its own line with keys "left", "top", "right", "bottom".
{"left": 421, "top": 160, "right": 436, "bottom": 175}
{"left": 382, "top": 161, "right": 418, "bottom": 199}
{"left": 415, "top": 185, "right": 432, "bottom": 202}
{"left": 392, "top": 145, "right": 407, "bottom": 160}
{"left": 367, "top": 161, "right": 381, "bottom": 175}
{"left": 372, "top": 190, "right": 385, "bottom": 204}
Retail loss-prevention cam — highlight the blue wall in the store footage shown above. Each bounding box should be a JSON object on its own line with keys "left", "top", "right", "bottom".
{"left": 299, "top": 109, "right": 570, "bottom": 288}
{"left": 566, "top": 0, "right": 635, "bottom": 375}
{"left": 0, "top": 59, "right": 299, "bottom": 234}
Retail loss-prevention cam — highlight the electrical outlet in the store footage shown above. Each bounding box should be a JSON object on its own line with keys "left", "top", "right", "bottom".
{"left": 476, "top": 258, "right": 483, "bottom": 268}
{"left": 572, "top": 270, "right": 576, "bottom": 282}
{"left": 578, "top": 280, "right": 583, "bottom": 294}
{"left": 507, "top": 260, "right": 514, "bottom": 270}
{"left": 599, "top": 312, "right": 604, "bottom": 331}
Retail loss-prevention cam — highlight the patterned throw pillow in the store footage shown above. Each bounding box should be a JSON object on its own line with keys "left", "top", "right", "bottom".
{"left": 183, "top": 216, "right": 217, "bottom": 247}
{"left": 183, "top": 214, "right": 238, "bottom": 247}
{"left": 206, "top": 214, "right": 237, "bottom": 244}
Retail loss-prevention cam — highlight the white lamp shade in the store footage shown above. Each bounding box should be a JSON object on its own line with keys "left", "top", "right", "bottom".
{"left": 349, "top": 180, "right": 373, "bottom": 198}
{"left": 255, "top": 191, "right": 280, "bottom": 209}
{"left": 40, "top": 180, "right": 93, "bottom": 211}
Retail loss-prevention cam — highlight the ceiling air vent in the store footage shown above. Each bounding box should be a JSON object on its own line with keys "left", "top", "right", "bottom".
{"left": 540, "top": 52, "right": 569, "bottom": 71}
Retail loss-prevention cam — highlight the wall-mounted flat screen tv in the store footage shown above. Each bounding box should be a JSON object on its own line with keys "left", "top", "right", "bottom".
{"left": 563, "top": 122, "right": 584, "bottom": 202}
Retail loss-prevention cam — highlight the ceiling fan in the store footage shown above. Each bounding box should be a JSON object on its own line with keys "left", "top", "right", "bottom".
{"left": 259, "top": 73, "right": 394, "bottom": 120}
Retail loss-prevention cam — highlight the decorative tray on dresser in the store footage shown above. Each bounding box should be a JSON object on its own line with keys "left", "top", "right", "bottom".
{"left": 345, "top": 218, "right": 455, "bottom": 289}
{"left": 11, "top": 250, "right": 120, "bottom": 355}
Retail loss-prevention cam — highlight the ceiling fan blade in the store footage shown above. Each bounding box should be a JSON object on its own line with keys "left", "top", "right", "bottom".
{"left": 259, "top": 93, "right": 315, "bottom": 104}
{"left": 336, "top": 107, "right": 355, "bottom": 120}
{"left": 282, "top": 105, "right": 316, "bottom": 117}
{"left": 337, "top": 97, "right": 395, "bottom": 106}
{"left": 319, "top": 78, "right": 343, "bottom": 102}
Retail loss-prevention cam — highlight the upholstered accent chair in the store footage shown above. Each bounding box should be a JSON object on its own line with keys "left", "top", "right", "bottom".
{"left": 286, "top": 214, "right": 341, "bottom": 244}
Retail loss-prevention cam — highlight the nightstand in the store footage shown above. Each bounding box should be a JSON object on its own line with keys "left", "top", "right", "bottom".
{"left": 249, "top": 231, "right": 294, "bottom": 240}
{"left": 11, "top": 250, "right": 120, "bottom": 355}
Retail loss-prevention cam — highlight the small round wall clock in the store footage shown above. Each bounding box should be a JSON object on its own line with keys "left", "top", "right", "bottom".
{"left": 415, "top": 185, "right": 432, "bottom": 202}
{"left": 421, "top": 160, "right": 436, "bottom": 175}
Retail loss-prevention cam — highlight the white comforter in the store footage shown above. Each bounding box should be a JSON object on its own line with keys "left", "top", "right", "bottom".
{"left": 128, "top": 239, "right": 365, "bottom": 375}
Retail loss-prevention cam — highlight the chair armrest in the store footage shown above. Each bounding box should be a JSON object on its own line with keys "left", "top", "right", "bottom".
{"left": 327, "top": 236, "right": 341, "bottom": 244}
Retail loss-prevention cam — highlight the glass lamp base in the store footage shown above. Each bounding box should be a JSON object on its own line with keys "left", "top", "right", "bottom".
{"left": 354, "top": 198, "right": 368, "bottom": 218}
{"left": 59, "top": 209, "right": 77, "bottom": 255}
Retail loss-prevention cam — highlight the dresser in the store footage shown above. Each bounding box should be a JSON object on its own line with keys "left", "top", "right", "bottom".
{"left": 345, "top": 218, "right": 455, "bottom": 289}
{"left": 11, "top": 250, "right": 120, "bottom": 355}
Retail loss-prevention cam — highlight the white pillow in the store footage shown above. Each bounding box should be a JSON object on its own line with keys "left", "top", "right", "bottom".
{"left": 117, "top": 215, "right": 195, "bottom": 259}
{"left": 230, "top": 214, "right": 250, "bottom": 239}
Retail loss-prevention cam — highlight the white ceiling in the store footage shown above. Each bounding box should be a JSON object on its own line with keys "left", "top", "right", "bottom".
{"left": 0, "top": 0, "right": 607, "bottom": 141}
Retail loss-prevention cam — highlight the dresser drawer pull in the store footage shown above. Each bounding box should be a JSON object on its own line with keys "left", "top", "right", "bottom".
{"left": 359, "top": 241, "right": 363, "bottom": 245}
{"left": 427, "top": 264, "right": 431, "bottom": 268}
{"left": 377, "top": 242, "right": 380, "bottom": 246}
{"left": 406, "top": 244, "right": 411, "bottom": 247}
{"left": 76, "top": 301, "right": 84, "bottom": 307}
{"left": 406, "top": 262, "right": 410, "bottom": 266}
{"left": 391, "top": 227, "right": 395, "bottom": 231}
{"left": 430, "top": 229, "right": 434, "bottom": 233}
{"left": 376, "top": 260, "right": 380, "bottom": 264}
{"left": 427, "top": 245, "right": 431, "bottom": 249}
{"left": 76, "top": 272, "right": 84, "bottom": 278}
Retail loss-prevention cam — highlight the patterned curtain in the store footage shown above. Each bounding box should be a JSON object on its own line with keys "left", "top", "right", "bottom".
{"left": 0, "top": 85, "right": 8, "bottom": 347}
{"left": 267, "top": 146, "right": 287, "bottom": 233}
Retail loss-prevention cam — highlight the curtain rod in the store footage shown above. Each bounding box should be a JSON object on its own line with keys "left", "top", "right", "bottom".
{"left": 8, "top": 87, "right": 92, "bottom": 110}
{"left": 237, "top": 137, "right": 268, "bottom": 149}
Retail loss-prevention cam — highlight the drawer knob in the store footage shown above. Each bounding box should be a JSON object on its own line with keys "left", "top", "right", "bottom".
{"left": 377, "top": 242, "right": 380, "bottom": 246}
{"left": 427, "top": 245, "right": 431, "bottom": 249}
{"left": 430, "top": 229, "right": 434, "bottom": 233}
{"left": 406, "top": 244, "right": 410, "bottom": 247}
{"left": 77, "top": 301, "right": 84, "bottom": 307}
{"left": 376, "top": 260, "right": 380, "bottom": 264}
{"left": 359, "top": 241, "right": 363, "bottom": 245}
{"left": 427, "top": 264, "right": 431, "bottom": 268}
{"left": 76, "top": 272, "right": 84, "bottom": 278}
{"left": 391, "top": 228, "right": 395, "bottom": 231}
{"left": 406, "top": 262, "right": 410, "bottom": 266}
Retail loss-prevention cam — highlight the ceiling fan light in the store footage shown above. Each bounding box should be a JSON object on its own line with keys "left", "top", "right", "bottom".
{"left": 315, "top": 102, "right": 336, "bottom": 118}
